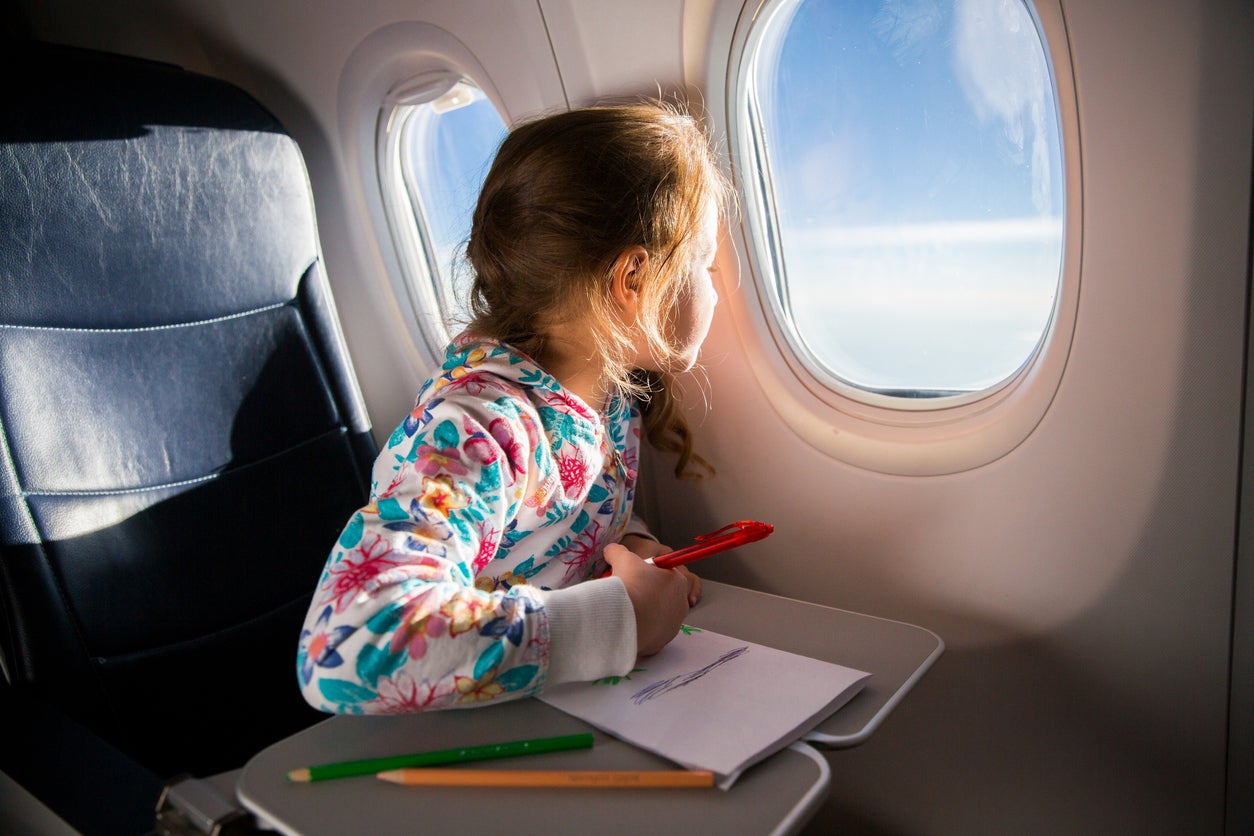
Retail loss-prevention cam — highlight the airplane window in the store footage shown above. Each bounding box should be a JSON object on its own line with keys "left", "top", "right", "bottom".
{"left": 381, "top": 75, "right": 507, "bottom": 352}
{"left": 739, "top": 0, "right": 1064, "bottom": 405}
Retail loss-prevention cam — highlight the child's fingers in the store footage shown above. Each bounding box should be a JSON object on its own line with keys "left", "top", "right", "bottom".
{"left": 677, "top": 567, "right": 702, "bottom": 607}
{"left": 602, "top": 542, "right": 641, "bottom": 569}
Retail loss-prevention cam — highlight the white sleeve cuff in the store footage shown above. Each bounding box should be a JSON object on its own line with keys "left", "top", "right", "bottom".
{"left": 537, "top": 577, "right": 638, "bottom": 686}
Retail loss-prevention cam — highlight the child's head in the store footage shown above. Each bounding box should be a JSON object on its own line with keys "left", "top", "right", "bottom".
{"left": 465, "top": 101, "right": 731, "bottom": 404}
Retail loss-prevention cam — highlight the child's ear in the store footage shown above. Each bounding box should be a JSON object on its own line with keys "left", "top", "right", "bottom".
{"left": 610, "top": 246, "right": 650, "bottom": 316}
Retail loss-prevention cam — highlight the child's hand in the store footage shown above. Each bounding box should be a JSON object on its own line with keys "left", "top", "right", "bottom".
{"left": 603, "top": 543, "right": 691, "bottom": 657}
{"left": 618, "top": 534, "right": 702, "bottom": 606}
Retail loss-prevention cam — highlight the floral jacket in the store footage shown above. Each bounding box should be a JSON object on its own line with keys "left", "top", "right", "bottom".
{"left": 298, "top": 335, "right": 643, "bottom": 713}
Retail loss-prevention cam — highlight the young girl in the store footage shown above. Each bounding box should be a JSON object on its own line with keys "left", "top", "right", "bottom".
{"left": 298, "top": 102, "right": 729, "bottom": 714}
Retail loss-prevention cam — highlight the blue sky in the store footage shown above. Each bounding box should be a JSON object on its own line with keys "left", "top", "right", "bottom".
{"left": 404, "top": 86, "right": 507, "bottom": 311}
{"left": 752, "top": 0, "right": 1064, "bottom": 393}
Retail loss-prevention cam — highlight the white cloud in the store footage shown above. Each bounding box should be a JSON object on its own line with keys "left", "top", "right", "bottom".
{"left": 952, "top": 0, "right": 1054, "bottom": 212}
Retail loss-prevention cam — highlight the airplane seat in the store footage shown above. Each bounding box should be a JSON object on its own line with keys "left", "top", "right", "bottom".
{"left": 0, "top": 41, "right": 376, "bottom": 830}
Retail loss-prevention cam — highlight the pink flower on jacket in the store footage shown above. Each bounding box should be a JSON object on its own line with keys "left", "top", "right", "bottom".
{"left": 389, "top": 590, "right": 449, "bottom": 660}
{"left": 544, "top": 388, "right": 597, "bottom": 422}
{"left": 488, "top": 416, "right": 525, "bottom": 481}
{"left": 413, "top": 445, "right": 468, "bottom": 478}
{"left": 356, "top": 555, "right": 449, "bottom": 599}
{"left": 319, "top": 534, "right": 405, "bottom": 613}
{"left": 558, "top": 518, "right": 603, "bottom": 585}
{"left": 557, "top": 449, "right": 590, "bottom": 499}
{"left": 471, "top": 524, "right": 500, "bottom": 574}
{"left": 462, "top": 415, "right": 500, "bottom": 468}
{"left": 367, "top": 670, "right": 456, "bottom": 713}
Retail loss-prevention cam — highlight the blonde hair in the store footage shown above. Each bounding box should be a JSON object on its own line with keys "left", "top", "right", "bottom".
{"left": 465, "top": 102, "right": 730, "bottom": 478}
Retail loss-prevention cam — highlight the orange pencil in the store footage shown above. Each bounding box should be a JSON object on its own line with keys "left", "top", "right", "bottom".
{"left": 376, "top": 768, "right": 714, "bottom": 788}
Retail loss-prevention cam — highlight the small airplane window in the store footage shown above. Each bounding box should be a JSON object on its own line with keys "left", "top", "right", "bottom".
{"left": 381, "top": 75, "right": 507, "bottom": 352}
{"left": 740, "top": 0, "right": 1064, "bottom": 404}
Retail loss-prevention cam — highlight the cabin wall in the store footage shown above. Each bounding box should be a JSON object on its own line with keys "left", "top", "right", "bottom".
{"left": 14, "top": 0, "right": 1253, "bottom": 833}
{"left": 660, "top": 1, "right": 1251, "bottom": 833}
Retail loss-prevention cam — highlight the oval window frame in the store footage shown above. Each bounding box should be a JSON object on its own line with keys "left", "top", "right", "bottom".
{"left": 714, "top": 0, "right": 1081, "bottom": 475}
{"left": 378, "top": 71, "right": 507, "bottom": 355}
{"left": 336, "top": 20, "right": 536, "bottom": 377}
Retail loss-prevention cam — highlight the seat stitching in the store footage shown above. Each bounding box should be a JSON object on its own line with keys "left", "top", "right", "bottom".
{"left": 0, "top": 299, "right": 292, "bottom": 334}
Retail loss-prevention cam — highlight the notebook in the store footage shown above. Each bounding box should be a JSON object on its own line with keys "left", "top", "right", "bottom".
{"left": 539, "top": 625, "right": 871, "bottom": 788}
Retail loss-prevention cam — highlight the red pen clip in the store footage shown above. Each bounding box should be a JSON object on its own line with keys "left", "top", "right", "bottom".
{"left": 650, "top": 520, "right": 774, "bottom": 570}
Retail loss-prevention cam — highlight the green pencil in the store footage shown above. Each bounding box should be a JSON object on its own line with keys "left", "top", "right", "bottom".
{"left": 285, "top": 732, "right": 595, "bottom": 782}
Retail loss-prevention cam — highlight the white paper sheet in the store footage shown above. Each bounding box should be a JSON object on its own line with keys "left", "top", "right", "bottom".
{"left": 539, "top": 626, "right": 871, "bottom": 788}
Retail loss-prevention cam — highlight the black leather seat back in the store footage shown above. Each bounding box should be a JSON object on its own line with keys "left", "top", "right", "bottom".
{"left": 0, "top": 44, "right": 375, "bottom": 777}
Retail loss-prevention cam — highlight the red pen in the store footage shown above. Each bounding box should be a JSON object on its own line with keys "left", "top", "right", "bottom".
{"left": 601, "top": 520, "right": 774, "bottom": 576}
{"left": 652, "top": 520, "right": 774, "bottom": 569}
